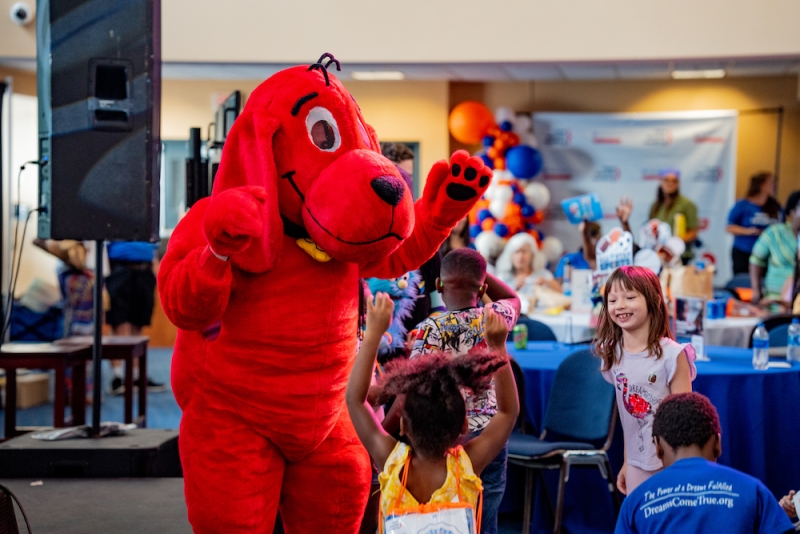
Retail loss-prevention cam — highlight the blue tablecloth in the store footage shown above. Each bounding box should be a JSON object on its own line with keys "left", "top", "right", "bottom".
{"left": 504, "top": 341, "right": 800, "bottom": 533}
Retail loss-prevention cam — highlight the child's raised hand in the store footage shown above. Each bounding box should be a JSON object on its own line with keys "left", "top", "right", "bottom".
{"left": 484, "top": 307, "right": 509, "bottom": 349}
{"left": 367, "top": 292, "right": 394, "bottom": 336}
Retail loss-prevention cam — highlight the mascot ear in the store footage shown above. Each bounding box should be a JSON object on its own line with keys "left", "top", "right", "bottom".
{"left": 211, "top": 109, "right": 283, "bottom": 273}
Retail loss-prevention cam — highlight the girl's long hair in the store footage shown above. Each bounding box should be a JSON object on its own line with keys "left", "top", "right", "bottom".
{"left": 592, "top": 266, "right": 672, "bottom": 371}
{"left": 375, "top": 349, "right": 508, "bottom": 458}
{"left": 745, "top": 172, "right": 782, "bottom": 220}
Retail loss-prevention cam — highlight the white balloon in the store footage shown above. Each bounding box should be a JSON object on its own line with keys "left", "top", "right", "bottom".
{"left": 634, "top": 249, "right": 662, "bottom": 274}
{"left": 488, "top": 184, "right": 513, "bottom": 219}
{"left": 523, "top": 182, "right": 550, "bottom": 210}
{"left": 474, "top": 231, "right": 505, "bottom": 263}
{"left": 541, "top": 236, "right": 564, "bottom": 263}
{"left": 495, "top": 107, "right": 515, "bottom": 126}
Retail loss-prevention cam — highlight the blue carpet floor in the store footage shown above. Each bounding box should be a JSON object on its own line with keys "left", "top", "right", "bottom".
{"left": 0, "top": 347, "right": 181, "bottom": 431}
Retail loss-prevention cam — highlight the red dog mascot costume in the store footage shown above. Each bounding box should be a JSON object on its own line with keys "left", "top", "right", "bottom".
{"left": 159, "top": 54, "right": 491, "bottom": 533}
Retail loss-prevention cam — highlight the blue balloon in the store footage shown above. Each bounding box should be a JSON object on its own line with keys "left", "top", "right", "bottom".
{"left": 477, "top": 209, "right": 493, "bottom": 222}
{"left": 506, "top": 145, "right": 543, "bottom": 179}
{"left": 500, "top": 120, "right": 513, "bottom": 132}
{"left": 479, "top": 154, "right": 494, "bottom": 169}
{"left": 482, "top": 135, "right": 495, "bottom": 147}
{"left": 521, "top": 205, "right": 535, "bottom": 217}
{"left": 513, "top": 193, "right": 526, "bottom": 205}
{"left": 469, "top": 224, "right": 482, "bottom": 238}
{"left": 494, "top": 223, "right": 509, "bottom": 238}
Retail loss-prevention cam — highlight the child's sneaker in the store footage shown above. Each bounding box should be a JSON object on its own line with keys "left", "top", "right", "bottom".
{"left": 137, "top": 377, "right": 168, "bottom": 393}
{"left": 109, "top": 376, "right": 125, "bottom": 396}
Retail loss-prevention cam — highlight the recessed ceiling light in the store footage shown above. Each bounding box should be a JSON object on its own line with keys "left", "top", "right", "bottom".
{"left": 671, "top": 69, "right": 726, "bottom": 80}
{"left": 351, "top": 71, "right": 405, "bottom": 81}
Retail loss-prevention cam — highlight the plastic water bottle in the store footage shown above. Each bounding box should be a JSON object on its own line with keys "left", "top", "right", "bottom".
{"left": 787, "top": 318, "right": 800, "bottom": 363}
{"left": 562, "top": 259, "right": 572, "bottom": 297}
{"left": 752, "top": 324, "right": 769, "bottom": 370}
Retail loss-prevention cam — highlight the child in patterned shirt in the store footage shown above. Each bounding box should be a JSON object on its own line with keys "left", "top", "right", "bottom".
{"left": 409, "top": 248, "right": 520, "bottom": 534}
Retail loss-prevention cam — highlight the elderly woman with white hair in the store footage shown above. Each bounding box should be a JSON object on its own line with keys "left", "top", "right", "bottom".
{"left": 495, "top": 233, "right": 562, "bottom": 314}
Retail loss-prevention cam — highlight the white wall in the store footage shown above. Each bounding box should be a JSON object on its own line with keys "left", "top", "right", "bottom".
{"left": 4, "top": 92, "right": 59, "bottom": 297}
{"left": 2, "top": 0, "right": 800, "bottom": 63}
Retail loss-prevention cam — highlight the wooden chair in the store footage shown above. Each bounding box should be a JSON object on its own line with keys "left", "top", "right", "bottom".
{"left": 55, "top": 335, "right": 150, "bottom": 426}
{"left": 0, "top": 343, "right": 92, "bottom": 439}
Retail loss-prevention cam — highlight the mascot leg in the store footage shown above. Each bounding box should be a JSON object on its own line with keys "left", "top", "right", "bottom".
{"left": 181, "top": 394, "right": 285, "bottom": 533}
{"left": 279, "top": 410, "right": 371, "bottom": 533}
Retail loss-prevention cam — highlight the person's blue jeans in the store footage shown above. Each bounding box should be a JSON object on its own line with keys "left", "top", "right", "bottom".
{"left": 465, "top": 429, "right": 508, "bottom": 534}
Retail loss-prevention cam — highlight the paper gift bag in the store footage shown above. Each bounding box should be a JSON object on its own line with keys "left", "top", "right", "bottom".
{"left": 662, "top": 265, "right": 715, "bottom": 300}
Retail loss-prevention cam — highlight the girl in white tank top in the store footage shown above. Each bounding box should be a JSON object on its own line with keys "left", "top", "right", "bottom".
{"left": 593, "top": 266, "right": 696, "bottom": 495}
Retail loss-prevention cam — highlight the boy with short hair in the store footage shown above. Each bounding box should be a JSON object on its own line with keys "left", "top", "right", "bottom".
{"left": 615, "top": 392, "right": 794, "bottom": 534}
{"left": 409, "top": 247, "right": 521, "bottom": 534}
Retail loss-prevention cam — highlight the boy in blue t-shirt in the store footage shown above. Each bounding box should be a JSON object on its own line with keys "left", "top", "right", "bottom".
{"left": 615, "top": 392, "right": 794, "bottom": 534}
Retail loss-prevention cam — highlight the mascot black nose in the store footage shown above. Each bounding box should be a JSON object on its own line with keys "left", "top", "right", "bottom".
{"left": 370, "top": 175, "right": 405, "bottom": 207}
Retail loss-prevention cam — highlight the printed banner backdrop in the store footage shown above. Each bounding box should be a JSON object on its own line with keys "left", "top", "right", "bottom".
{"left": 533, "top": 110, "right": 738, "bottom": 280}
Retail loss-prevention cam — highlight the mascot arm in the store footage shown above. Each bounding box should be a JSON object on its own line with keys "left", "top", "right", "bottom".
{"left": 158, "top": 198, "right": 234, "bottom": 331}
{"left": 359, "top": 150, "right": 492, "bottom": 278}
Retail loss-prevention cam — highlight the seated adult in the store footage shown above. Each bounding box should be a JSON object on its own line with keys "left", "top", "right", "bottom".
{"left": 750, "top": 190, "right": 800, "bottom": 307}
{"left": 554, "top": 221, "right": 601, "bottom": 283}
{"left": 727, "top": 172, "right": 784, "bottom": 276}
{"left": 554, "top": 197, "right": 634, "bottom": 283}
{"left": 615, "top": 392, "right": 794, "bottom": 534}
{"left": 649, "top": 168, "right": 698, "bottom": 265}
{"left": 496, "top": 232, "right": 561, "bottom": 314}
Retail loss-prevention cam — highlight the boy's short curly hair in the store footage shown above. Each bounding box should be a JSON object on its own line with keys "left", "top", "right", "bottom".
{"left": 441, "top": 248, "right": 486, "bottom": 289}
{"left": 652, "top": 392, "right": 721, "bottom": 450}
{"left": 375, "top": 349, "right": 508, "bottom": 459}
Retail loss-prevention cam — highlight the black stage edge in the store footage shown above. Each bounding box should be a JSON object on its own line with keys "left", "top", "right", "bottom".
{"left": 0, "top": 429, "right": 181, "bottom": 478}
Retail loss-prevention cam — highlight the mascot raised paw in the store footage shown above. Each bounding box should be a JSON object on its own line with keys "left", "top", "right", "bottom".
{"left": 159, "top": 53, "right": 491, "bottom": 533}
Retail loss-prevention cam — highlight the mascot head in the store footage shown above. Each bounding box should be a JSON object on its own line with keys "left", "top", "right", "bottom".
{"left": 212, "top": 53, "right": 414, "bottom": 270}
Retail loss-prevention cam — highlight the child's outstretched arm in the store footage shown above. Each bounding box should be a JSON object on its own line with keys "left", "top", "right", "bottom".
{"left": 465, "top": 308, "right": 520, "bottom": 475}
{"left": 346, "top": 292, "right": 398, "bottom": 469}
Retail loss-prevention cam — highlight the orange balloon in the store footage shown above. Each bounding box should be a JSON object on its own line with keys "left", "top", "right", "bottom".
{"left": 494, "top": 158, "right": 506, "bottom": 170}
{"left": 476, "top": 199, "right": 490, "bottom": 209}
{"left": 448, "top": 101, "right": 496, "bottom": 144}
{"left": 481, "top": 219, "right": 495, "bottom": 231}
{"left": 532, "top": 211, "right": 544, "bottom": 224}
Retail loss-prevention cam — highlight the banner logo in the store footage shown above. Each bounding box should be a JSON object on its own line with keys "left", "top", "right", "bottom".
{"left": 593, "top": 131, "right": 621, "bottom": 144}
{"left": 544, "top": 129, "right": 572, "bottom": 146}
{"left": 594, "top": 165, "right": 621, "bottom": 181}
{"left": 695, "top": 135, "right": 725, "bottom": 143}
{"left": 641, "top": 168, "right": 662, "bottom": 181}
{"left": 693, "top": 166, "right": 723, "bottom": 183}
{"left": 645, "top": 129, "right": 672, "bottom": 146}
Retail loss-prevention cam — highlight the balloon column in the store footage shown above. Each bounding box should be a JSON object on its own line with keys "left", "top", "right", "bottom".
{"left": 448, "top": 101, "right": 563, "bottom": 263}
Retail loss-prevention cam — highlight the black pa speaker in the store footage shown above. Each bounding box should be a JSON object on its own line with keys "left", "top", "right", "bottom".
{"left": 36, "top": 0, "right": 161, "bottom": 241}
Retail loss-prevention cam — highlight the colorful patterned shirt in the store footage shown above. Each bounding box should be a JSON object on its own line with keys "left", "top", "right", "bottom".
{"left": 410, "top": 300, "right": 517, "bottom": 432}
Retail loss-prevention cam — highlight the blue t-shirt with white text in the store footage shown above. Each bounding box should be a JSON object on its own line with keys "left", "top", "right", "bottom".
{"left": 727, "top": 200, "right": 783, "bottom": 253}
{"left": 615, "top": 458, "right": 794, "bottom": 534}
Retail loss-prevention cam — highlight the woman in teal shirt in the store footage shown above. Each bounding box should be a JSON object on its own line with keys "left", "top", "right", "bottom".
{"left": 749, "top": 190, "right": 800, "bottom": 306}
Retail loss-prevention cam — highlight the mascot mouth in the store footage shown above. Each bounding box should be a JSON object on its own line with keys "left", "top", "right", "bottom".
{"left": 281, "top": 170, "right": 404, "bottom": 245}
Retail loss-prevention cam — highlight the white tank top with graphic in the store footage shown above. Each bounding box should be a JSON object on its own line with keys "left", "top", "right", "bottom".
{"left": 601, "top": 338, "right": 697, "bottom": 471}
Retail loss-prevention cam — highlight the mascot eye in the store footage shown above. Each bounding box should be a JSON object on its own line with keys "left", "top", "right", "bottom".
{"left": 305, "top": 107, "right": 341, "bottom": 152}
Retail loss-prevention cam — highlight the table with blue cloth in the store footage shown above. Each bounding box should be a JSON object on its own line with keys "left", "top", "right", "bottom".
{"left": 503, "top": 341, "right": 800, "bottom": 533}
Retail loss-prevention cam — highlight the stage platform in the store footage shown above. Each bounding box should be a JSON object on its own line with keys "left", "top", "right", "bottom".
{"left": 1, "top": 478, "right": 191, "bottom": 533}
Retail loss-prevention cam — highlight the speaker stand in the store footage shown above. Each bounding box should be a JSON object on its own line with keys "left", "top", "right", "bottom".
{"left": 91, "top": 239, "right": 103, "bottom": 436}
